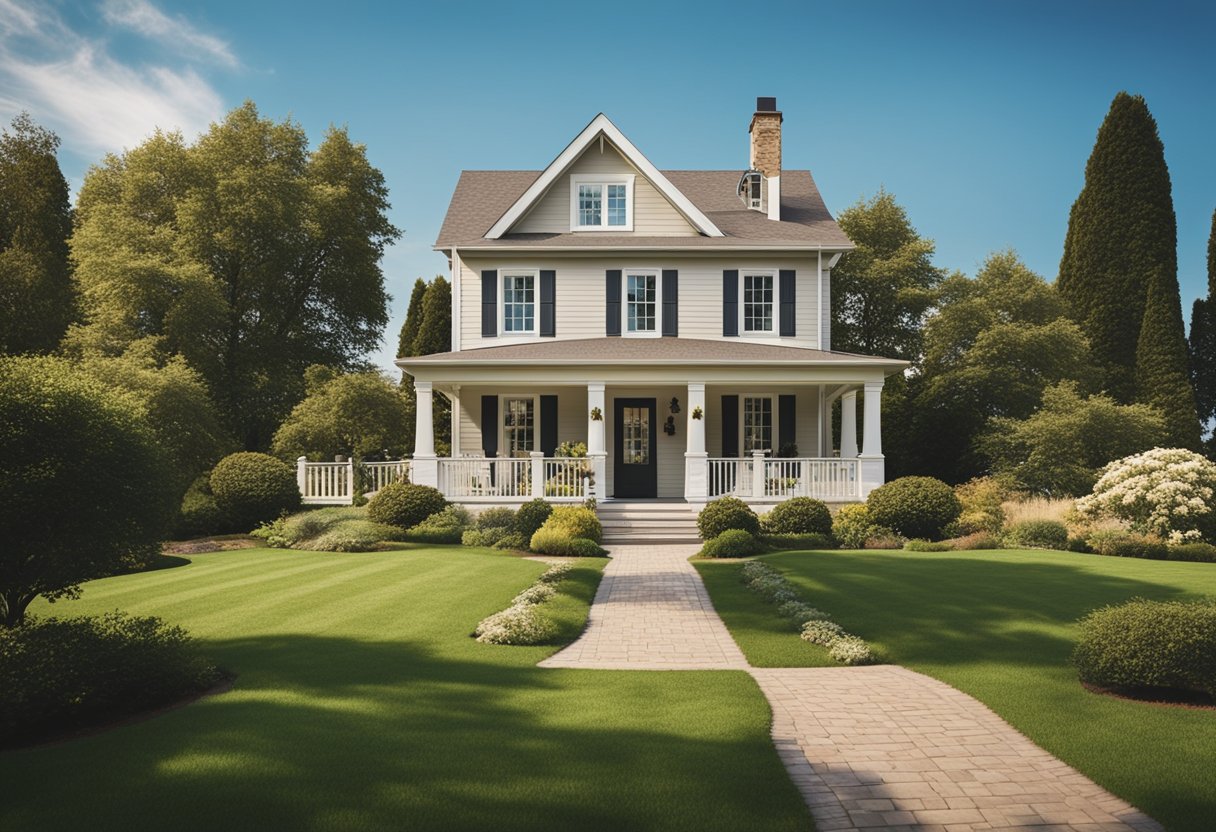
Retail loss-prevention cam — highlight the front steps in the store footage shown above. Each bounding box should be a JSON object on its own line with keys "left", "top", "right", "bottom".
{"left": 598, "top": 500, "right": 701, "bottom": 545}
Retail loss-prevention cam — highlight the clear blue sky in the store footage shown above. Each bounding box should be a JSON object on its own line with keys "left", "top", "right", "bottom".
{"left": 4, "top": 0, "right": 1214, "bottom": 372}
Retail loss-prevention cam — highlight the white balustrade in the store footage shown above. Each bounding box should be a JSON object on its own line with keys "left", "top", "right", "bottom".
{"left": 298, "top": 459, "right": 354, "bottom": 505}
{"left": 363, "top": 460, "right": 410, "bottom": 494}
{"left": 435, "top": 457, "right": 590, "bottom": 501}
{"left": 705, "top": 457, "right": 860, "bottom": 501}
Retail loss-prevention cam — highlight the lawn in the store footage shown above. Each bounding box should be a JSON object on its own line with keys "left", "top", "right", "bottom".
{"left": 2, "top": 546, "right": 810, "bottom": 832}
{"left": 697, "top": 548, "right": 1216, "bottom": 832}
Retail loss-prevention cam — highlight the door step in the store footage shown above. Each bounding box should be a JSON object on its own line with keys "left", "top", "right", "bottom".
{"left": 598, "top": 501, "right": 701, "bottom": 544}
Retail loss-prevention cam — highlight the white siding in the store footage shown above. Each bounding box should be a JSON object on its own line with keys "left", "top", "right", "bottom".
{"left": 705, "top": 385, "right": 824, "bottom": 458}
{"left": 515, "top": 144, "right": 697, "bottom": 236}
{"left": 456, "top": 386, "right": 587, "bottom": 457}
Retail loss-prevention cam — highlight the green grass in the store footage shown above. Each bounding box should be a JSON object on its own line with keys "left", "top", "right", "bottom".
{"left": 698, "top": 548, "right": 1216, "bottom": 832}
{"left": 2, "top": 547, "right": 810, "bottom": 832}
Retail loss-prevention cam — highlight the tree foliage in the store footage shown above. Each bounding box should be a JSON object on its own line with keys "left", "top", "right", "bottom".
{"left": 411, "top": 274, "right": 452, "bottom": 356}
{"left": 396, "top": 278, "right": 428, "bottom": 359}
{"left": 0, "top": 114, "right": 74, "bottom": 355}
{"left": 0, "top": 356, "right": 175, "bottom": 626}
{"left": 1058, "top": 92, "right": 1178, "bottom": 402}
{"left": 67, "top": 102, "right": 400, "bottom": 449}
{"left": 1135, "top": 265, "right": 1201, "bottom": 448}
{"left": 271, "top": 366, "right": 412, "bottom": 461}
{"left": 1189, "top": 209, "right": 1216, "bottom": 440}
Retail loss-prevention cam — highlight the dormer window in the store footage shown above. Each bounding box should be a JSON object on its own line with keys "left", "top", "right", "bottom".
{"left": 738, "top": 171, "right": 763, "bottom": 211}
{"left": 570, "top": 174, "right": 634, "bottom": 231}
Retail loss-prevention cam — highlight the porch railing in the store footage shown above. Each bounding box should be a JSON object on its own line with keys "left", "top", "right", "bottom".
{"left": 363, "top": 460, "right": 410, "bottom": 494}
{"left": 298, "top": 459, "right": 354, "bottom": 505}
{"left": 437, "top": 454, "right": 598, "bottom": 501}
{"left": 706, "top": 456, "right": 860, "bottom": 501}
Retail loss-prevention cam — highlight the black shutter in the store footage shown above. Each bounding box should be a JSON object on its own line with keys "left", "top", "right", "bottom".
{"left": 481, "top": 396, "right": 499, "bottom": 457}
{"left": 721, "top": 395, "right": 739, "bottom": 458}
{"left": 605, "top": 270, "right": 622, "bottom": 336}
{"left": 779, "top": 270, "right": 796, "bottom": 337}
{"left": 540, "top": 395, "right": 558, "bottom": 456}
{"left": 539, "top": 270, "right": 556, "bottom": 337}
{"left": 662, "top": 269, "right": 678, "bottom": 337}
{"left": 723, "top": 270, "right": 739, "bottom": 337}
{"left": 481, "top": 270, "right": 497, "bottom": 338}
{"left": 778, "top": 395, "right": 796, "bottom": 452}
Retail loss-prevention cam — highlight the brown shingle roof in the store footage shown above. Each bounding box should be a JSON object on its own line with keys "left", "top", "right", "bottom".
{"left": 435, "top": 170, "right": 852, "bottom": 249}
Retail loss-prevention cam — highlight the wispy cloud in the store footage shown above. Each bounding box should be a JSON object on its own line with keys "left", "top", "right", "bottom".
{"left": 0, "top": 1, "right": 231, "bottom": 156}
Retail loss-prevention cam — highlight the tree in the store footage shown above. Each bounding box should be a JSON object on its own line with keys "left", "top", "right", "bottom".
{"left": 0, "top": 356, "right": 175, "bottom": 626}
{"left": 397, "top": 278, "right": 428, "bottom": 358}
{"left": 1189, "top": 209, "right": 1216, "bottom": 441}
{"left": 271, "top": 366, "right": 412, "bottom": 461}
{"left": 980, "top": 382, "right": 1166, "bottom": 497}
{"left": 830, "top": 189, "right": 943, "bottom": 360}
{"left": 411, "top": 274, "right": 452, "bottom": 356}
{"left": 0, "top": 114, "right": 73, "bottom": 354}
{"left": 1058, "top": 92, "right": 1177, "bottom": 402}
{"left": 67, "top": 102, "right": 400, "bottom": 448}
{"left": 1136, "top": 264, "right": 1201, "bottom": 448}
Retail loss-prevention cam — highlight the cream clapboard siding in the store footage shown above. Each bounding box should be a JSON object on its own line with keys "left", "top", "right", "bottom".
{"left": 458, "top": 254, "right": 823, "bottom": 350}
{"left": 514, "top": 143, "right": 697, "bottom": 236}
{"left": 456, "top": 386, "right": 587, "bottom": 457}
{"left": 705, "top": 386, "right": 824, "bottom": 458}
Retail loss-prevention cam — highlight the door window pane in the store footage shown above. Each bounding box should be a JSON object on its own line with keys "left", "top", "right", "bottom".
{"left": 503, "top": 398, "right": 535, "bottom": 456}
{"left": 626, "top": 273, "right": 656, "bottom": 332}
{"left": 743, "top": 397, "right": 772, "bottom": 453}
{"left": 623, "top": 406, "right": 650, "bottom": 465}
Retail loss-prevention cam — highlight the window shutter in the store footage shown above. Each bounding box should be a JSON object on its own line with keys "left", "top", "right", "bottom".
{"left": 779, "top": 270, "right": 796, "bottom": 337}
{"left": 723, "top": 270, "right": 738, "bottom": 337}
{"left": 481, "top": 396, "right": 499, "bottom": 457}
{"left": 540, "top": 270, "right": 556, "bottom": 337}
{"left": 606, "top": 270, "right": 622, "bottom": 336}
{"left": 778, "top": 395, "right": 796, "bottom": 452}
{"left": 481, "top": 270, "right": 498, "bottom": 338}
{"left": 540, "top": 395, "right": 558, "bottom": 456}
{"left": 721, "top": 395, "right": 739, "bottom": 458}
{"left": 662, "top": 270, "right": 678, "bottom": 337}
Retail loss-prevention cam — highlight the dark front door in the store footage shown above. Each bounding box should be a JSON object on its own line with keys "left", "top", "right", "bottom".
{"left": 614, "top": 398, "right": 657, "bottom": 498}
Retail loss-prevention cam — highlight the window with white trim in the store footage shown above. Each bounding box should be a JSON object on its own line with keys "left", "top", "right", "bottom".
{"left": 742, "top": 396, "right": 773, "bottom": 453}
{"left": 503, "top": 397, "right": 535, "bottom": 457}
{"left": 625, "top": 272, "right": 657, "bottom": 334}
{"left": 570, "top": 174, "right": 633, "bottom": 230}
{"left": 501, "top": 272, "right": 535, "bottom": 334}
{"left": 743, "top": 272, "right": 774, "bottom": 332}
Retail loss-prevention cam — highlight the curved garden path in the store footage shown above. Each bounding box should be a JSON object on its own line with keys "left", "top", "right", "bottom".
{"left": 541, "top": 544, "right": 1162, "bottom": 832}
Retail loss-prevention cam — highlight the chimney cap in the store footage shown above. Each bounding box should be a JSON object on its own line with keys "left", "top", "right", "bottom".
{"left": 756, "top": 96, "right": 778, "bottom": 112}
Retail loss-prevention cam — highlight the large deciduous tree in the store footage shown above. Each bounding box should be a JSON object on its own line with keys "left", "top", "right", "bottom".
{"left": 0, "top": 114, "right": 74, "bottom": 355}
{"left": 67, "top": 102, "right": 400, "bottom": 448}
{"left": 1058, "top": 92, "right": 1180, "bottom": 403}
{"left": 271, "top": 365, "right": 412, "bottom": 461}
{"left": 1189, "top": 209, "right": 1216, "bottom": 447}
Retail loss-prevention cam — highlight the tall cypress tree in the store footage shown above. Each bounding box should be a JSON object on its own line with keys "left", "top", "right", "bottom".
{"left": 411, "top": 275, "right": 451, "bottom": 356}
{"left": 396, "top": 278, "right": 428, "bottom": 359}
{"left": 1189, "top": 209, "right": 1216, "bottom": 436}
{"left": 1058, "top": 93, "right": 1177, "bottom": 403}
{"left": 1136, "top": 264, "right": 1201, "bottom": 448}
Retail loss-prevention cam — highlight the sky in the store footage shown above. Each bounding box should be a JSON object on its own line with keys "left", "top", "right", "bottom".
{"left": 2, "top": 0, "right": 1214, "bottom": 374}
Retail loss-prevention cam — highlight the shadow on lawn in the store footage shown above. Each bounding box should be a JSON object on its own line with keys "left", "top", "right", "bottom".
{"left": 1, "top": 634, "right": 804, "bottom": 832}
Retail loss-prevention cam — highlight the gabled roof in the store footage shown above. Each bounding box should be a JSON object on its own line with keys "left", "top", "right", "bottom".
{"left": 483, "top": 114, "right": 724, "bottom": 240}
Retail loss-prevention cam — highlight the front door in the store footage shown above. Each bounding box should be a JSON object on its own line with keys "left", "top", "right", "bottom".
{"left": 614, "top": 398, "right": 657, "bottom": 498}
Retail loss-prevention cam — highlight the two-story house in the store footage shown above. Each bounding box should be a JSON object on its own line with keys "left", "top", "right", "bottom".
{"left": 397, "top": 98, "right": 905, "bottom": 511}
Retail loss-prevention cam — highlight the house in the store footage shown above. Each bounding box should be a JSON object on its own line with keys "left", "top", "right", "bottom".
{"left": 393, "top": 98, "right": 905, "bottom": 509}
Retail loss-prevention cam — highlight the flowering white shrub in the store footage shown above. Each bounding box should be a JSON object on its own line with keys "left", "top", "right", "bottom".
{"left": 1076, "top": 448, "right": 1216, "bottom": 543}
{"left": 800, "top": 619, "right": 845, "bottom": 647}
{"left": 829, "top": 635, "right": 876, "bottom": 665}
{"left": 512, "top": 583, "right": 556, "bottom": 606}
{"left": 474, "top": 604, "right": 556, "bottom": 645}
{"left": 740, "top": 561, "right": 778, "bottom": 583}
{"left": 777, "top": 600, "right": 830, "bottom": 625}
{"left": 538, "top": 562, "right": 574, "bottom": 583}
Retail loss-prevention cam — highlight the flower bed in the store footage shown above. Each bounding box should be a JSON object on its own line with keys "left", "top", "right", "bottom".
{"left": 473, "top": 562, "right": 574, "bottom": 645}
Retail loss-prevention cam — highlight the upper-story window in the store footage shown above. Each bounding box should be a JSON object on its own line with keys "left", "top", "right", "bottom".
{"left": 502, "top": 271, "right": 536, "bottom": 334}
{"left": 570, "top": 174, "right": 634, "bottom": 231}
{"left": 625, "top": 271, "right": 659, "bottom": 335}
{"left": 743, "top": 272, "right": 774, "bottom": 332}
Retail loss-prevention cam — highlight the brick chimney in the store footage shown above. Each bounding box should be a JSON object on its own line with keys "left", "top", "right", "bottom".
{"left": 749, "top": 96, "right": 782, "bottom": 221}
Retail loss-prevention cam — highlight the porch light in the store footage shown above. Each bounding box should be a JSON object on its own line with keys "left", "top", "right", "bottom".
{"left": 663, "top": 416, "right": 676, "bottom": 436}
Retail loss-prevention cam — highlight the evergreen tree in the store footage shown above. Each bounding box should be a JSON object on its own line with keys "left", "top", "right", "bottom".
{"left": 1135, "top": 264, "right": 1201, "bottom": 448}
{"left": 411, "top": 275, "right": 451, "bottom": 356}
{"left": 0, "top": 114, "right": 74, "bottom": 354}
{"left": 396, "top": 278, "right": 428, "bottom": 358}
{"left": 1058, "top": 92, "right": 1177, "bottom": 402}
{"left": 1189, "top": 209, "right": 1216, "bottom": 437}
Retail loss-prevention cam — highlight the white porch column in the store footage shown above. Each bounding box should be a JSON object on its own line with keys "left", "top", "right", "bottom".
{"left": 858, "top": 380, "right": 885, "bottom": 497}
{"left": 840, "top": 390, "right": 859, "bottom": 458}
{"left": 449, "top": 385, "right": 461, "bottom": 456}
{"left": 587, "top": 383, "right": 607, "bottom": 502}
{"left": 529, "top": 451, "right": 545, "bottom": 499}
{"left": 411, "top": 380, "right": 439, "bottom": 488}
{"left": 684, "top": 382, "right": 708, "bottom": 502}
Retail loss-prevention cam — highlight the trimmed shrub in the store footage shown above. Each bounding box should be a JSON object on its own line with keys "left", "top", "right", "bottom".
{"left": 310, "top": 520, "right": 402, "bottom": 552}
{"left": 699, "top": 529, "right": 760, "bottom": 558}
{"left": 1073, "top": 599, "right": 1216, "bottom": 696}
{"left": 491, "top": 532, "right": 529, "bottom": 551}
{"left": 1066, "top": 535, "right": 1092, "bottom": 553}
{"left": 252, "top": 506, "right": 403, "bottom": 552}
{"left": 0, "top": 613, "right": 222, "bottom": 744}
{"left": 542, "top": 506, "right": 603, "bottom": 544}
{"left": 697, "top": 496, "right": 760, "bottom": 540}
{"left": 867, "top": 476, "right": 962, "bottom": 540}
{"left": 474, "top": 604, "right": 556, "bottom": 646}
{"left": 210, "top": 452, "right": 300, "bottom": 532}
{"left": 903, "top": 538, "right": 952, "bottom": 552}
{"left": 762, "top": 497, "right": 832, "bottom": 535}
{"left": 760, "top": 532, "right": 837, "bottom": 551}
{"left": 832, "top": 503, "right": 873, "bottom": 549}
{"left": 1169, "top": 543, "right": 1216, "bottom": 563}
{"left": 863, "top": 529, "right": 905, "bottom": 549}
{"left": 514, "top": 498, "right": 553, "bottom": 539}
{"left": 945, "top": 531, "right": 1001, "bottom": 550}
{"left": 829, "top": 635, "right": 877, "bottom": 666}
{"left": 404, "top": 505, "right": 471, "bottom": 544}
{"left": 528, "top": 529, "right": 607, "bottom": 557}
{"left": 777, "top": 600, "right": 831, "bottom": 625}
{"left": 1086, "top": 529, "right": 1169, "bottom": 560}
{"left": 367, "top": 482, "right": 447, "bottom": 531}
{"left": 800, "top": 619, "right": 846, "bottom": 647}
{"left": 477, "top": 507, "right": 517, "bottom": 532}
{"left": 174, "top": 475, "right": 224, "bottom": 538}
{"left": 1005, "top": 519, "right": 1069, "bottom": 550}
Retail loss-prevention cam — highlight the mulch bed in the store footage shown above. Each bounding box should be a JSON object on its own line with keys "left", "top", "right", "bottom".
{"left": 1082, "top": 680, "right": 1214, "bottom": 710}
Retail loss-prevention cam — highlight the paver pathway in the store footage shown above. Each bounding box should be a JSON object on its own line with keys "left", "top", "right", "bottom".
{"left": 540, "top": 544, "right": 1162, "bottom": 831}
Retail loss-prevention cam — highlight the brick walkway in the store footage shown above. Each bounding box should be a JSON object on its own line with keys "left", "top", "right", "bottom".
{"left": 538, "top": 544, "right": 1162, "bottom": 831}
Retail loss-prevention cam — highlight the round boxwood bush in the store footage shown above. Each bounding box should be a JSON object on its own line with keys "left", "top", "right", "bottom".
{"left": 866, "top": 476, "right": 961, "bottom": 540}
{"left": 1005, "top": 519, "right": 1069, "bottom": 550}
{"left": 699, "top": 529, "right": 759, "bottom": 558}
{"left": 209, "top": 452, "right": 300, "bottom": 532}
{"left": 763, "top": 497, "right": 832, "bottom": 535}
{"left": 1073, "top": 599, "right": 1216, "bottom": 697}
{"left": 366, "top": 481, "right": 448, "bottom": 531}
{"left": 542, "top": 505, "right": 603, "bottom": 543}
{"left": 697, "top": 496, "right": 760, "bottom": 540}
{"left": 514, "top": 498, "right": 553, "bottom": 539}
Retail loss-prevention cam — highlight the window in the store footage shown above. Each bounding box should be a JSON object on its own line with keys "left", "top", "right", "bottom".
{"left": 570, "top": 174, "right": 633, "bottom": 230}
{"left": 621, "top": 406, "right": 650, "bottom": 465}
{"left": 503, "top": 397, "right": 535, "bottom": 457}
{"left": 743, "top": 272, "right": 774, "bottom": 333}
{"left": 502, "top": 272, "right": 535, "bottom": 334}
{"left": 742, "top": 397, "right": 773, "bottom": 453}
{"left": 625, "top": 272, "right": 657, "bottom": 334}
